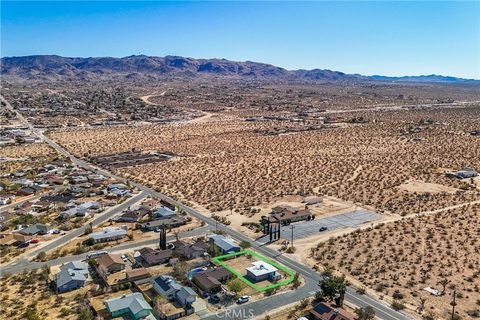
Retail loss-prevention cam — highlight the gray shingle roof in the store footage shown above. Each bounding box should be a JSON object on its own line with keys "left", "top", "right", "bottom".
{"left": 89, "top": 228, "right": 127, "bottom": 241}
{"left": 105, "top": 292, "right": 152, "bottom": 315}
{"left": 55, "top": 260, "right": 89, "bottom": 288}
{"left": 19, "top": 223, "right": 52, "bottom": 235}
{"left": 208, "top": 235, "right": 239, "bottom": 252}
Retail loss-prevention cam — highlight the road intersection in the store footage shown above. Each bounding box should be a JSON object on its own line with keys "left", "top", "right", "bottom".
{"left": 1, "top": 95, "right": 413, "bottom": 320}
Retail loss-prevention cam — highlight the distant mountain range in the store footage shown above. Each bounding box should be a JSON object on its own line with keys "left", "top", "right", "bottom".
{"left": 1, "top": 54, "right": 478, "bottom": 83}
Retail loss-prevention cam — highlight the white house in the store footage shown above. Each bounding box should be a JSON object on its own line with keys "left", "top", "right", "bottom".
{"left": 246, "top": 261, "right": 281, "bottom": 282}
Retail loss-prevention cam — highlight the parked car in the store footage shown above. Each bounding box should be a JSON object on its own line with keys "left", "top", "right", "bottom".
{"left": 30, "top": 239, "right": 39, "bottom": 244}
{"left": 237, "top": 295, "right": 250, "bottom": 304}
{"left": 319, "top": 226, "right": 328, "bottom": 232}
{"left": 18, "top": 242, "right": 30, "bottom": 248}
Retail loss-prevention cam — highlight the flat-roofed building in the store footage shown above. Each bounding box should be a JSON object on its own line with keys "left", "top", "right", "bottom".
{"left": 246, "top": 261, "right": 281, "bottom": 282}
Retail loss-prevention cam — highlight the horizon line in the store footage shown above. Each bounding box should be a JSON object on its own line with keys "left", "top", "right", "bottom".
{"left": 2, "top": 53, "right": 479, "bottom": 81}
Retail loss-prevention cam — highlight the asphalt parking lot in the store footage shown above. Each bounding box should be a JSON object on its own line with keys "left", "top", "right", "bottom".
{"left": 257, "top": 209, "right": 382, "bottom": 243}
{"left": 284, "top": 210, "right": 382, "bottom": 240}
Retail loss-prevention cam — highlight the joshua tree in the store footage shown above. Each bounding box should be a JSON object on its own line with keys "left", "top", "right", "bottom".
{"left": 418, "top": 296, "right": 427, "bottom": 313}
{"left": 438, "top": 278, "right": 449, "bottom": 295}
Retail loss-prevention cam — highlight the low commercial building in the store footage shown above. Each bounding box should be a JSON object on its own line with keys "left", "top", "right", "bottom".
{"left": 261, "top": 205, "right": 313, "bottom": 226}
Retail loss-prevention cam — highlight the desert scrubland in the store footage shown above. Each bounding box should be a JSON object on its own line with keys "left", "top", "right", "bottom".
{"left": 0, "top": 143, "right": 57, "bottom": 175}
{"left": 311, "top": 204, "right": 480, "bottom": 319}
{"left": 49, "top": 106, "right": 480, "bottom": 216}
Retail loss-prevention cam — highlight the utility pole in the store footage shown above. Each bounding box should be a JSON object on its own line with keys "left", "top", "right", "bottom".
{"left": 451, "top": 290, "right": 456, "bottom": 320}
{"left": 290, "top": 225, "right": 294, "bottom": 249}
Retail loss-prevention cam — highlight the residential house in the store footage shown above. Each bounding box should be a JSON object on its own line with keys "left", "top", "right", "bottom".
{"left": 117, "top": 208, "right": 149, "bottom": 223}
{"left": 0, "top": 194, "right": 15, "bottom": 205}
{"left": 310, "top": 303, "right": 354, "bottom": 320}
{"left": 96, "top": 253, "right": 126, "bottom": 276}
{"left": 175, "top": 240, "right": 209, "bottom": 260}
{"left": 109, "top": 188, "right": 130, "bottom": 197}
{"left": 16, "top": 187, "right": 36, "bottom": 196}
{"left": 107, "top": 183, "right": 128, "bottom": 191}
{"left": 18, "top": 223, "right": 53, "bottom": 235}
{"left": 207, "top": 235, "right": 241, "bottom": 254}
{"left": 12, "top": 178, "right": 34, "bottom": 187}
{"left": 246, "top": 261, "right": 281, "bottom": 282}
{"left": 87, "top": 174, "right": 106, "bottom": 181}
{"left": 71, "top": 175, "right": 88, "bottom": 184}
{"left": 136, "top": 215, "right": 187, "bottom": 231}
{"left": 54, "top": 261, "right": 90, "bottom": 293}
{"left": 40, "top": 194, "right": 74, "bottom": 209}
{"left": 137, "top": 247, "right": 173, "bottom": 266}
{"left": 446, "top": 169, "right": 478, "bottom": 179}
{"left": 153, "top": 275, "right": 183, "bottom": 300}
{"left": 152, "top": 276, "right": 205, "bottom": 313}
{"left": 141, "top": 198, "right": 159, "bottom": 210}
{"left": 192, "top": 267, "right": 232, "bottom": 294}
{"left": 89, "top": 227, "right": 127, "bottom": 243}
{"left": 0, "top": 233, "right": 32, "bottom": 246}
{"left": 155, "top": 206, "right": 176, "bottom": 218}
{"left": 60, "top": 201, "right": 99, "bottom": 219}
{"left": 126, "top": 268, "right": 151, "bottom": 282}
{"left": 0, "top": 211, "right": 15, "bottom": 228}
{"left": 104, "top": 292, "right": 153, "bottom": 320}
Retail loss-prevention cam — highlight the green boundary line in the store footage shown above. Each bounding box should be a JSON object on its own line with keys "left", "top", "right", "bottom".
{"left": 211, "top": 249, "right": 295, "bottom": 292}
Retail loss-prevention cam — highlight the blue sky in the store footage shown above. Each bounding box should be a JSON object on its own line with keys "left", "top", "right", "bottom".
{"left": 1, "top": 1, "right": 479, "bottom": 78}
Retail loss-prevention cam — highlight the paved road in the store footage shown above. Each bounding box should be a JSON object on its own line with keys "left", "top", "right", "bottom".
{"left": 1, "top": 95, "right": 413, "bottom": 320}
{"left": 202, "top": 281, "right": 318, "bottom": 320}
